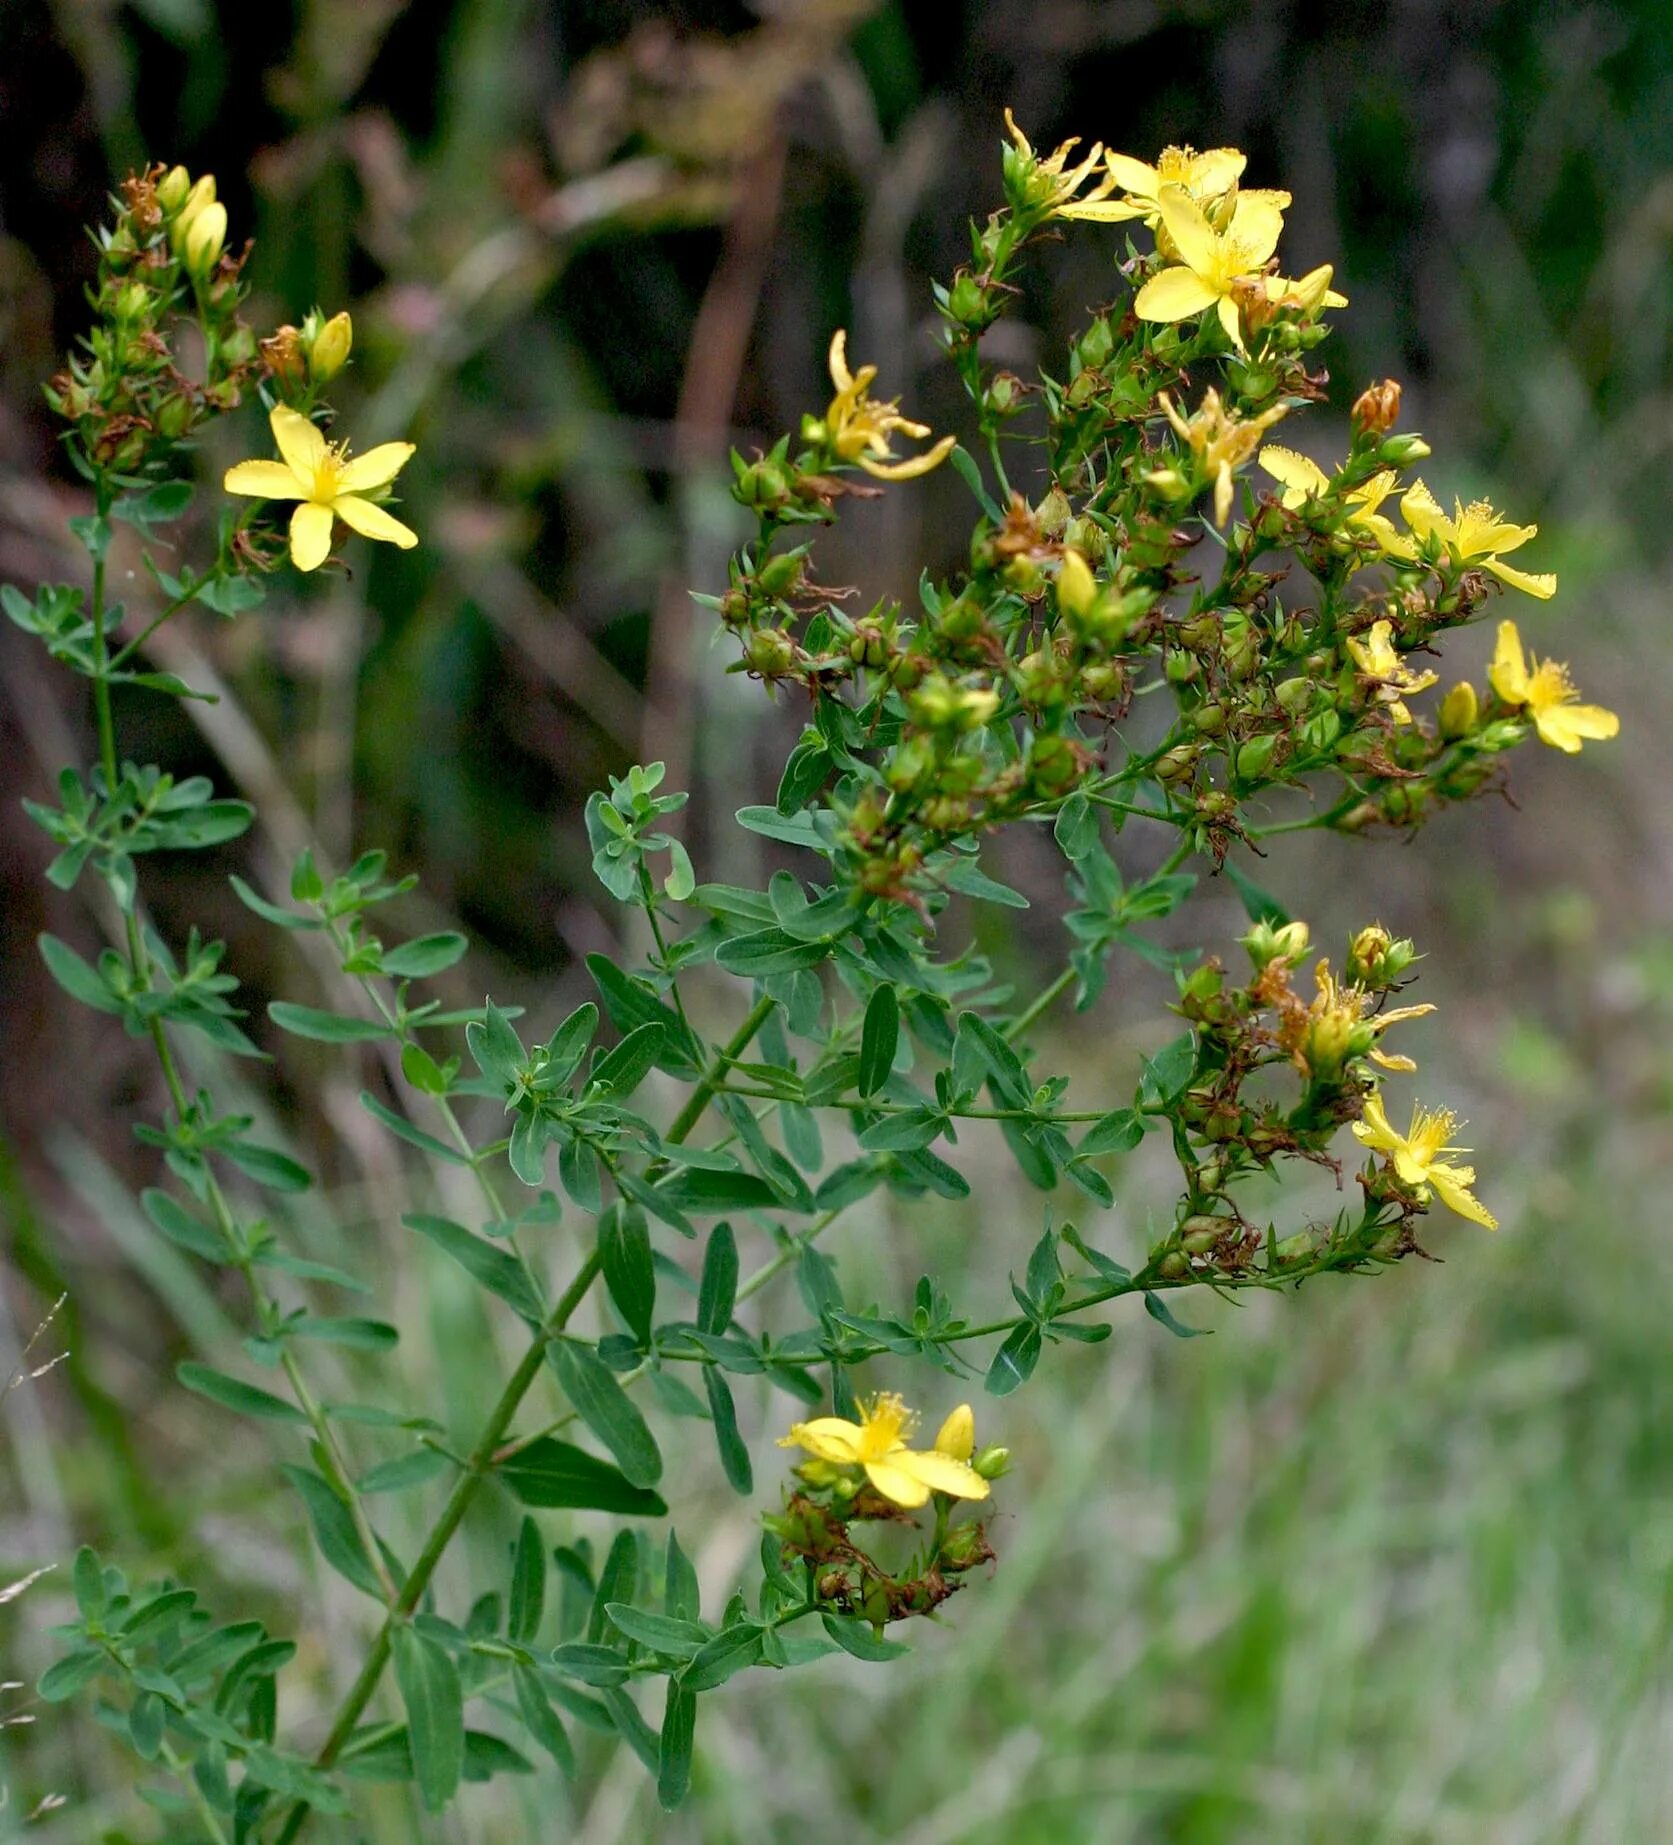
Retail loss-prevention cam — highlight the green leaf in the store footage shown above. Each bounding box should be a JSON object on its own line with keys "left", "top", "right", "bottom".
{"left": 381, "top": 933, "right": 469, "bottom": 978}
{"left": 653, "top": 1168, "right": 782, "bottom": 1214}
{"left": 220, "top": 1141, "right": 313, "bottom": 1192}
{"left": 358, "top": 1092, "right": 472, "bottom": 1165}
{"left": 288, "top": 1315, "right": 398, "bottom": 1353}
{"left": 857, "top": 985, "right": 899, "bottom": 1098}
{"left": 1225, "top": 859, "right": 1291, "bottom": 926}
{"left": 714, "top": 929, "right": 832, "bottom": 977}
{"left": 38, "top": 934, "right": 120, "bottom": 1013}
{"left": 600, "top": 1204, "right": 655, "bottom": 1346}
{"left": 590, "top": 1022, "right": 666, "bottom": 1099}
{"left": 467, "top": 1000, "right": 525, "bottom": 1083}
{"left": 72, "top": 1546, "right": 106, "bottom": 1619}
{"left": 605, "top": 1605, "right": 709, "bottom": 1659}
{"left": 857, "top": 1107, "right": 944, "bottom": 1152}
{"left": 697, "top": 1222, "right": 738, "bottom": 1335}
{"left": 496, "top": 1438, "right": 667, "bottom": 1516}
{"left": 141, "top": 1187, "right": 228, "bottom": 1262}
{"left": 984, "top": 1322, "right": 1042, "bottom": 1397}
{"left": 404, "top": 1214, "right": 543, "bottom": 1323}
{"left": 775, "top": 739, "right": 830, "bottom": 817}
{"left": 1138, "top": 1032, "right": 1197, "bottom": 1107}
{"left": 392, "top": 1624, "right": 465, "bottom": 1814}
{"left": 1054, "top": 792, "right": 1100, "bottom": 861}
{"left": 550, "top": 1644, "right": 631, "bottom": 1688}
{"left": 281, "top": 1465, "right": 385, "bottom": 1599}
{"left": 1144, "top": 1292, "right": 1207, "bottom": 1338}
{"left": 268, "top": 1001, "right": 396, "bottom": 1043}
{"left": 703, "top": 1367, "right": 753, "bottom": 1494}
{"left": 658, "top": 1683, "right": 698, "bottom": 1811}
{"left": 954, "top": 1010, "right": 1031, "bottom": 1105}
{"left": 513, "top": 1665, "right": 575, "bottom": 1775}
{"left": 664, "top": 1531, "right": 700, "bottom": 1623}
{"left": 229, "top": 875, "right": 318, "bottom": 931}
{"left": 1078, "top": 1109, "right": 1146, "bottom": 1157}
{"left": 948, "top": 442, "right": 1006, "bottom": 521}
{"left": 37, "top": 1648, "right": 104, "bottom": 1703}
{"left": 547, "top": 1342, "right": 662, "bottom": 1487}
{"left": 820, "top": 1614, "right": 911, "bottom": 1662}
{"left": 176, "top": 1362, "right": 307, "bottom": 1424}
{"left": 358, "top": 1448, "right": 454, "bottom": 1495}
{"left": 680, "top": 1623, "right": 763, "bottom": 1692}
{"left": 509, "top": 1515, "right": 546, "bottom": 1645}
{"left": 942, "top": 856, "right": 1030, "bottom": 909}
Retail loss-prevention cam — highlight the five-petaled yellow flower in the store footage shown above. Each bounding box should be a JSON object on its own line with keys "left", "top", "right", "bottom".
{"left": 1134, "top": 185, "right": 1288, "bottom": 354}
{"left": 1259, "top": 447, "right": 1403, "bottom": 555}
{"left": 1003, "top": 110, "right": 1119, "bottom": 218}
{"left": 1285, "top": 958, "right": 1433, "bottom": 1078}
{"left": 779, "top": 1392, "right": 990, "bottom": 1510}
{"left": 1345, "top": 618, "right": 1438, "bottom": 725}
{"left": 1353, "top": 1092, "right": 1498, "bottom": 1229}
{"left": 1488, "top": 620, "right": 1619, "bottom": 754}
{"left": 1398, "top": 482, "right": 1556, "bottom": 599}
{"left": 224, "top": 405, "right": 417, "bottom": 572}
{"left": 813, "top": 331, "right": 956, "bottom": 482}
{"left": 1064, "top": 145, "right": 1257, "bottom": 224}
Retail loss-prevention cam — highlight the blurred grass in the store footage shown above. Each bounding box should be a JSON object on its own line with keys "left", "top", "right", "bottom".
{"left": 2, "top": 0, "right": 1671, "bottom": 1838}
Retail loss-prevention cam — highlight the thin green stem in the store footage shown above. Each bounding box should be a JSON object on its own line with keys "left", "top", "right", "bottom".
{"left": 159, "top": 1738, "right": 231, "bottom": 1844}
{"left": 664, "top": 993, "right": 777, "bottom": 1147}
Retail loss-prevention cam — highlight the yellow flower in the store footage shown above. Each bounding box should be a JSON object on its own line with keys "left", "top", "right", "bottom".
{"left": 1488, "top": 620, "right": 1619, "bottom": 754}
{"left": 779, "top": 1392, "right": 990, "bottom": 1510}
{"left": 1259, "top": 264, "right": 1347, "bottom": 312}
{"left": 1399, "top": 481, "right": 1556, "bottom": 599}
{"left": 1280, "top": 958, "right": 1433, "bottom": 1078}
{"left": 1345, "top": 618, "right": 1438, "bottom": 725}
{"left": 1002, "top": 110, "right": 1119, "bottom": 218}
{"left": 1066, "top": 145, "right": 1254, "bottom": 224}
{"left": 224, "top": 405, "right": 417, "bottom": 572}
{"left": 1133, "top": 184, "right": 1287, "bottom": 353}
{"left": 813, "top": 331, "right": 955, "bottom": 483}
{"left": 1259, "top": 447, "right": 1402, "bottom": 554}
{"left": 1353, "top": 1092, "right": 1498, "bottom": 1229}
{"left": 1154, "top": 388, "right": 1288, "bottom": 527}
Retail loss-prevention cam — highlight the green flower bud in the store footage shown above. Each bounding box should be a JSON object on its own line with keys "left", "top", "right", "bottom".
{"left": 1235, "top": 734, "right": 1279, "bottom": 781}
{"left": 972, "top": 1445, "right": 1010, "bottom": 1481}
{"left": 745, "top": 628, "right": 795, "bottom": 677}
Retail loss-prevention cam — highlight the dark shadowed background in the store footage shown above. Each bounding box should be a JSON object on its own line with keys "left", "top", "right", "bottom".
{"left": 1, "top": 2, "right": 1670, "bottom": 1839}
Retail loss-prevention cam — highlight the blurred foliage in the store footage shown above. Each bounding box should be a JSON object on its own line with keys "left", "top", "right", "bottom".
{"left": 1, "top": 0, "right": 1669, "bottom": 1838}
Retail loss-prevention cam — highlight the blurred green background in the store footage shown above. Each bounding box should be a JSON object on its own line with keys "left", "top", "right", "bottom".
{"left": 1, "top": 0, "right": 1670, "bottom": 1838}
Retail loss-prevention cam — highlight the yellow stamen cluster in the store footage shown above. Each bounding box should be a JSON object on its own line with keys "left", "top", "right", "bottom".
{"left": 1353, "top": 1094, "right": 1498, "bottom": 1229}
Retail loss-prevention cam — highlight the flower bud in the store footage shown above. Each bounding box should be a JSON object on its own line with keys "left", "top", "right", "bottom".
{"left": 1242, "top": 918, "right": 1310, "bottom": 969}
{"left": 1055, "top": 548, "right": 1096, "bottom": 620}
{"left": 1351, "top": 379, "right": 1402, "bottom": 439}
{"left": 934, "top": 1404, "right": 975, "bottom": 1462}
{"left": 157, "top": 165, "right": 192, "bottom": 214}
{"left": 756, "top": 547, "right": 808, "bottom": 599}
{"left": 1235, "top": 734, "right": 1279, "bottom": 782}
{"left": 1438, "top": 680, "right": 1478, "bottom": 739}
{"left": 308, "top": 309, "right": 352, "bottom": 383}
{"left": 1379, "top": 433, "right": 1432, "bottom": 467}
{"left": 972, "top": 1445, "right": 1010, "bottom": 1481}
{"left": 181, "top": 200, "right": 227, "bottom": 276}
{"left": 1154, "top": 742, "right": 1200, "bottom": 783}
{"left": 744, "top": 628, "right": 795, "bottom": 677}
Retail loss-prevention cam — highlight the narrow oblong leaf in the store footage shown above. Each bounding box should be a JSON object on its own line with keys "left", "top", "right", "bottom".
{"left": 496, "top": 1438, "right": 667, "bottom": 1517}
{"left": 176, "top": 1362, "right": 306, "bottom": 1424}
{"left": 546, "top": 1342, "right": 663, "bottom": 1487}
{"left": 513, "top": 1664, "right": 575, "bottom": 1774}
{"left": 509, "top": 1516, "right": 546, "bottom": 1645}
{"left": 599, "top": 1203, "right": 655, "bottom": 1345}
{"left": 268, "top": 1001, "right": 395, "bottom": 1043}
{"left": 697, "top": 1222, "right": 738, "bottom": 1336}
{"left": 657, "top": 1683, "right": 697, "bottom": 1812}
{"left": 392, "top": 1624, "right": 464, "bottom": 1813}
{"left": 702, "top": 1366, "right": 753, "bottom": 1495}
{"left": 857, "top": 985, "right": 899, "bottom": 1098}
{"left": 404, "top": 1214, "right": 543, "bottom": 1323}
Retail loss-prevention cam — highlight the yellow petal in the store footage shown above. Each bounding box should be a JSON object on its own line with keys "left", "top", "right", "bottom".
{"left": 1212, "top": 458, "right": 1234, "bottom": 529}
{"left": 863, "top": 1459, "right": 931, "bottom": 1508}
{"left": 271, "top": 405, "right": 327, "bottom": 480}
{"left": 288, "top": 502, "right": 334, "bottom": 572}
{"left": 934, "top": 1404, "right": 975, "bottom": 1462}
{"left": 1228, "top": 192, "right": 1284, "bottom": 265}
{"left": 892, "top": 1448, "right": 991, "bottom": 1500}
{"left": 1216, "top": 292, "right": 1245, "bottom": 353}
{"left": 1134, "top": 266, "right": 1222, "bottom": 322}
{"left": 1155, "top": 185, "right": 1221, "bottom": 277}
{"left": 1429, "top": 1165, "right": 1498, "bottom": 1230}
{"left": 1260, "top": 445, "right": 1327, "bottom": 500}
{"left": 827, "top": 328, "right": 853, "bottom": 394}
{"left": 858, "top": 434, "right": 956, "bottom": 482}
{"left": 1192, "top": 148, "right": 1247, "bottom": 194}
{"left": 1369, "top": 1049, "right": 1417, "bottom": 1072}
{"left": 1057, "top": 198, "right": 1147, "bottom": 222}
{"left": 1488, "top": 620, "right": 1530, "bottom": 705}
{"left": 1534, "top": 704, "right": 1619, "bottom": 752}
{"left": 1352, "top": 1091, "right": 1398, "bottom": 1152}
{"left": 224, "top": 459, "right": 308, "bottom": 500}
{"left": 1103, "top": 153, "right": 1162, "bottom": 196}
{"left": 335, "top": 442, "right": 415, "bottom": 493}
{"left": 781, "top": 1417, "right": 864, "bottom": 1464}
{"left": 1485, "top": 558, "right": 1557, "bottom": 600}
{"left": 333, "top": 494, "right": 418, "bottom": 549}
{"left": 1400, "top": 479, "right": 1446, "bottom": 542}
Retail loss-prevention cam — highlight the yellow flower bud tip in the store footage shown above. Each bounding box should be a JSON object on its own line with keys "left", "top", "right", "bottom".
{"left": 182, "top": 200, "right": 227, "bottom": 275}
{"left": 308, "top": 310, "right": 353, "bottom": 383}
{"left": 172, "top": 173, "right": 217, "bottom": 237}
{"left": 1056, "top": 547, "right": 1097, "bottom": 618}
{"left": 1438, "top": 680, "right": 1479, "bottom": 739}
{"left": 934, "top": 1404, "right": 976, "bottom": 1462}
{"left": 157, "top": 165, "right": 191, "bottom": 214}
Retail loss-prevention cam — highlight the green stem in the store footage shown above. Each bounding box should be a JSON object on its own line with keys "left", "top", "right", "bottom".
{"left": 274, "top": 986, "right": 777, "bottom": 1840}
{"left": 159, "top": 1738, "right": 230, "bottom": 1844}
